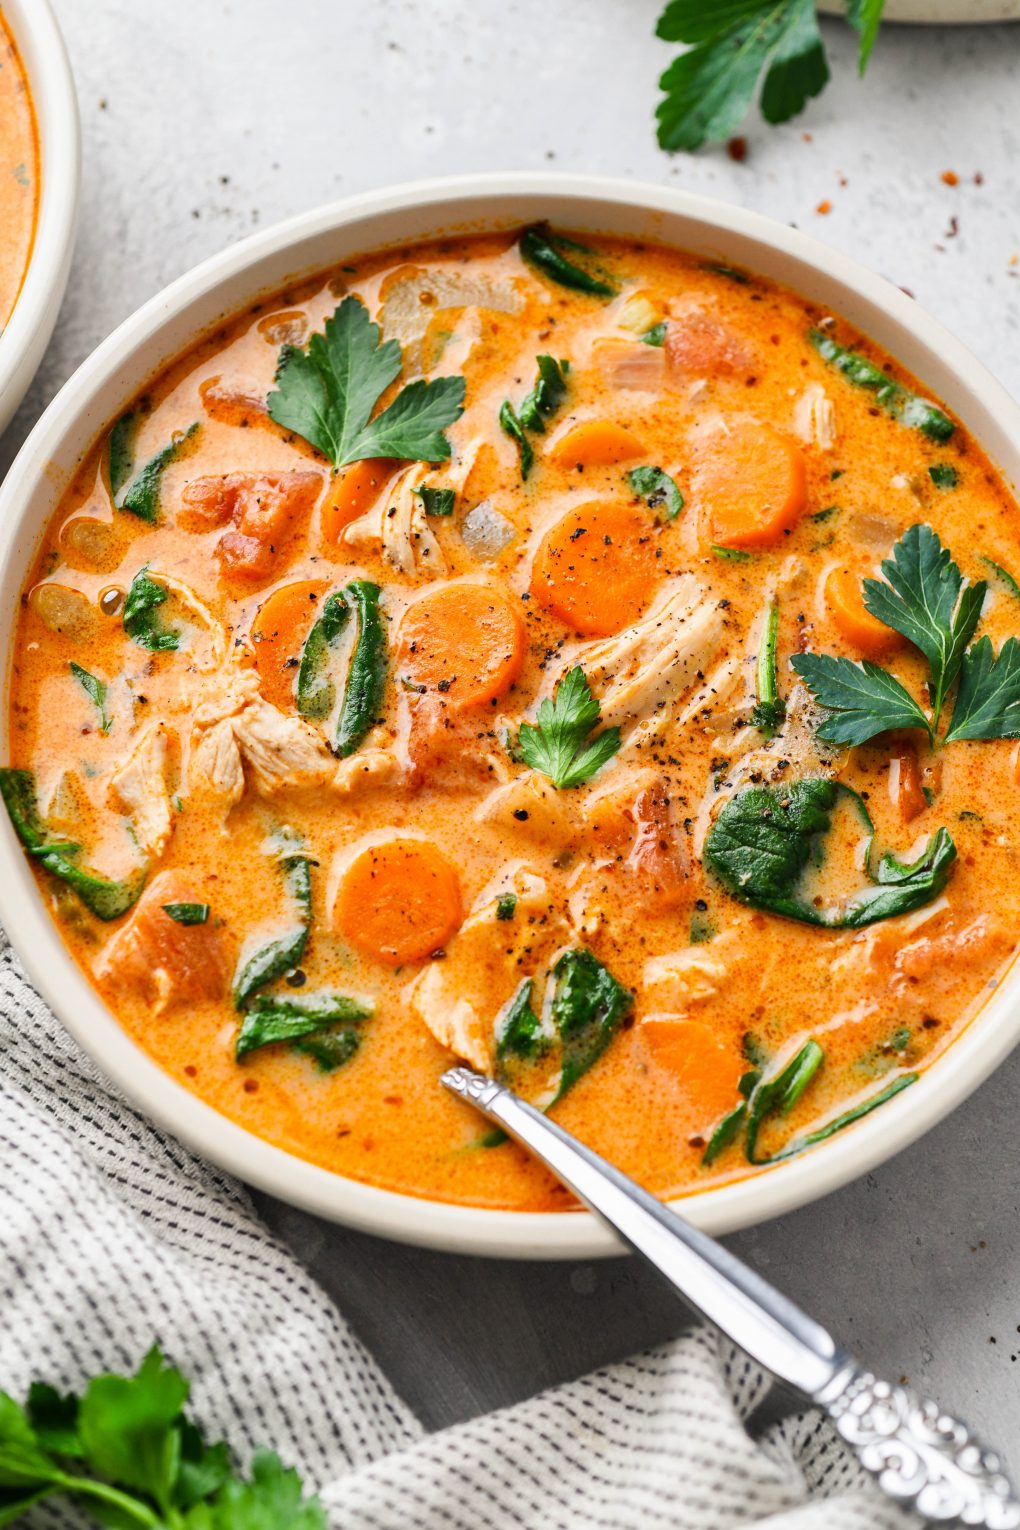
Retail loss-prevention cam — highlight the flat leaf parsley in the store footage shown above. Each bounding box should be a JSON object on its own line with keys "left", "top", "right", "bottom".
{"left": 793, "top": 523, "right": 1020, "bottom": 747}
{"left": 517, "top": 666, "right": 621, "bottom": 789}
{"left": 267, "top": 295, "right": 465, "bottom": 469}
{"left": 655, "top": 0, "right": 885, "bottom": 152}
{"left": 0, "top": 1346, "right": 325, "bottom": 1528}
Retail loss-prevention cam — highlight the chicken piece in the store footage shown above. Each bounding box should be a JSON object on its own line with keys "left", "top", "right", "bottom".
{"left": 592, "top": 338, "right": 666, "bottom": 392}
{"left": 344, "top": 463, "right": 447, "bottom": 578}
{"left": 190, "top": 718, "right": 246, "bottom": 809}
{"left": 792, "top": 383, "right": 837, "bottom": 451}
{"left": 474, "top": 768, "right": 576, "bottom": 847}
{"left": 333, "top": 748, "right": 404, "bottom": 797}
{"left": 94, "top": 871, "right": 230, "bottom": 1014}
{"left": 180, "top": 471, "right": 323, "bottom": 578}
{"left": 108, "top": 725, "right": 176, "bottom": 859}
{"left": 643, "top": 935, "right": 739, "bottom": 1008}
{"left": 408, "top": 869, "right": 572, "bottom": 1070}
{"left": 232, "top": 696, "right": 335, "bottom": 794}
{"left": 564, "top": 576, "right": 723, "bottom": 739}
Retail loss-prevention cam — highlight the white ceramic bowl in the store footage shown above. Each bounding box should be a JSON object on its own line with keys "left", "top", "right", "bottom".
{"left": 1, "top": 174, "right": 1018, "bottom": 1259}
{"left": 0, "top": 0, "right": 79, "bottom": 438}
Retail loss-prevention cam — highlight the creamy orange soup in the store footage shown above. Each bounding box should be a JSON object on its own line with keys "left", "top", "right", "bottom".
{"left": 7, "top": 228, "right": 1020, "bottom": 1210}
{"left": 0, "top": 8, "right": 38, "bottom": 331}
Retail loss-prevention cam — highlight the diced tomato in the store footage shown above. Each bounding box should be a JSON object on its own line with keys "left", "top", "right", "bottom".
{"left": 665, "top": 308, "right": 752, "bottom": 377}
{"left": 97, "top": 872, "right": 230, "bottom": 1011}
{"left": 180, "top": 472, "right": 322, "bottom": 577}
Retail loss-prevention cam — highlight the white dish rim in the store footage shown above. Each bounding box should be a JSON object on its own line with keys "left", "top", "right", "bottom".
{"left": 0, "top": 0, "right": 80, "bottom": 437}
{"left": 0, "top": 171, "right": 1017, "bottom": 1260}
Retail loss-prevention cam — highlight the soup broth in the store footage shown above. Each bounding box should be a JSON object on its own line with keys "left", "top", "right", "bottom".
{"left": 0, "top": 8, "right": 38, "bottom": 331}
{"left": 7, "top": 228, "right": 1020, "bottom": 1209}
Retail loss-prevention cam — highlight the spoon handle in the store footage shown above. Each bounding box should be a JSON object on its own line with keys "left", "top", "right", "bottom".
{"left": 442, "top": 1066, "right": 1020, "bottom": 1528}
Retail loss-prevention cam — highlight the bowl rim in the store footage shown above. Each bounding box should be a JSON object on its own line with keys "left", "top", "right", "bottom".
{"left": 1, "top": 170, "right": 1019, "bottom": 1260}
{"left": 0, "top": 0, "right": 80, "bottom": 434}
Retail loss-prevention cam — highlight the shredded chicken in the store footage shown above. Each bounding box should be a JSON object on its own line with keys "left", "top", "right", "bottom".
{"left": 474, "top": 769, "right": 576, "bottom": 847}
{"left": 108, "top": 724, "right": 176, "bottom": 858}
{"left": 643, "top": 934, "right": 739, "bottom": 1008}
{"left": 408, "top": 869, "right": 572, "bottom": 1070}
{"left": 561, "top": 576, "right": 724, "bottom": 740}
{"left": 187, "top": 666, "right": 334, "bottom": 804}
{"left": 344, "top": 463, "right": 448, "bottom": 578}
{"left": 792, "top": 383, "right": 837, "bottom": 451}
{"left": 333, "top": 748, "right": 404, "bottom": 796}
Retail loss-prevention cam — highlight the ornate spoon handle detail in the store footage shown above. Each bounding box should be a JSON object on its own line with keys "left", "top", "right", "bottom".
{"left": 442, "top": 1066, "right": 1020, "bottom": 1529}
{"left": 817, "top": 1366, "right": 1020, "bottom": 1527}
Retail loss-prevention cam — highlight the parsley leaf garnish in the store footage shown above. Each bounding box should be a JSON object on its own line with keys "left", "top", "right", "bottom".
{"left": 654, "top": 1, "right": 884, "bottom": 151}
{"left": 944, "top": 636, "right": 1020, "bottom": 742}
{"left": 794, "top": 523, "right": 1020, "bottom": 748}
{"left": 517, "top": 666, "right": 621, "bottom": 789}
{"left": 0, "top": 1347, "right": 324, "bottom": 1528}
{"left": 861, "top": 523, "right": 984, "bottom": 721}
{"left": 792, "top": 654, "right": 932, "bottom": 746}
{"left": 267, "top": 295, "right": 465, "bottom": 469}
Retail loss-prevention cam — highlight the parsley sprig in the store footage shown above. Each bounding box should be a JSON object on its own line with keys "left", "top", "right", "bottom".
{"left": 267, "top": 295, "right": 465, "bottom": 469}
{"left": 793, "top": 523, "right": 1020, "bottom": 747}
{"left": 517, "top": 666, "right": 621, "bottom": 789}
{"left": 0, "top": 1346, "right": 324, "bottom": 1528}
{"left": 655, "top": 0, "right": 885, "bottom": 152}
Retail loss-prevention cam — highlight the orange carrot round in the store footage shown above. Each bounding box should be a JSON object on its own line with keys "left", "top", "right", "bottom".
{"left": 322, "top": 458, "right": 398, "bottom": 546}
{"left": 397, "top": 582, "right": 526, "bottom": 708}
{"left": 249, "top": 579, "right": 328, "bottom": 710}
{"left": 549, "top": 419, "right": 646, "bottom": 468}
{"left": 531, "top": 501, "right": 659, "bottom": 636}
{"left": 641, "top": 1018, "right": 744, "bottom": 1127}
{"left": 825, "top": 565, "right": 907, "bottom": 659}
{"left": 334, "top": 838, "right": 462, "bottom": 965}
{"left": 695, "top": 420, "right": 807, "bottom": 550}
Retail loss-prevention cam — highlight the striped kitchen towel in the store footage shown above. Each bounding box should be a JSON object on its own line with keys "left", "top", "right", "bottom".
{"left": 0, "top": 939, "right": 912, "bottom": 1530}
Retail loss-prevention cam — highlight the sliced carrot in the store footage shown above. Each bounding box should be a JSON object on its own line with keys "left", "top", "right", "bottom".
{"left": 321, "top": 458, "right": 398, "bottom": 546}
{"left": 249, "top": 579, "right": 329, "bottom": 711}
{"left": 641, "top": 1018, "right": 745, "bottom": 1128}
{"left": 334, "top": 838, "right": 462, "bottom": 966}
{"left": 548, "top": 419, "right": 646, "bottom": 468}
{"left": 694, "top": 420, "right": 806, "bottom": 550}
{"left": 531, "top": 501, "right": 659, "bottom": 636}
{"left": 397, "top": 582, "right": 526, "bottom": 708}
{"left": 825, "top": 565, "right": 907, "bottom": 659}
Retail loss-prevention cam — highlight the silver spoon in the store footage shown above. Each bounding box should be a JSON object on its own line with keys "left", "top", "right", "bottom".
{"left": 442, "top": 1065, "right": 1020, "bottom": 1529}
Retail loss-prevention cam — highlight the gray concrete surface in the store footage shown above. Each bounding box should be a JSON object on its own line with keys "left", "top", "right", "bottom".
{"left": 5, "top": 0, "right": 1019, "bottom": 1459}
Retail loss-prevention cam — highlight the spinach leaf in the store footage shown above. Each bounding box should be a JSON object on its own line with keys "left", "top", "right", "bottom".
{"left": 494, "top": 952, "right": 632, "bottom": 1108}
{"left": 267, "top": 296, "right": 465, "bottom": 469}
{"left": 232, "top": 855, "right": 312, "bottom": 1009}
{"left": 744, "top": 1039, "right": 823, "bottom": 1163}
{"left": 113, "top": 421, "right": 200, "bottom": 523}
{"left": 980, "top": 556, "right": 1020, "bottom": 605}
{"left": 69, "top": 662, "right": 111, "bottom": 734}
{"left": 235, "top": 991, "right": 371, "bottom": 1068}
{"left": 778, "top": 1071, "right": 918, "bottom": 1156}
{"left": 498, "top": 400, "right": 534, "bottom": 481}
{"left": 496, "top": 893, "right": 517, "bottom": 920}
{"left": 162, "top": 903, "right": 209, "bottom": 925}
{"left": 641, "top": 321, "right": 667, "bottom": 347}
{"left": 517, "top": 665, "right": 620, "bottom": 789}
{"left": 810, "top": 330, "right": 954, "bottom": 442}
{"left": 123, "top": 568, "right": 180, "bottom": 653}
{"left": 627, "top": 465, "right": 683, "bottom": 522}
{"left": 519, "top": 225, "right": 617, "bottom": 298}
{"left": 928, "top": 462, "right": 958, "bottom": 490}
{"left": 749, "top": 598, "right": 785, "bottom": 735}
{"left": 518, "top": 355, "right": 570, "bottom": 432}
{"left": 412, "top": 485, "right": 455, "bottom": 517}
{"left": 704, "top": 778, "right": 956, "bottom": 928}
{"left": 0, "top": 768, "right": 146, "bottom": 921}
{"left": 296, "top": 580, "right": 387, "bottom": 756}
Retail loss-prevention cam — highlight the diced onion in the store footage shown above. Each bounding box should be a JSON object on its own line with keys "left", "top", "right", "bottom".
{"left": 460, "top": 501, "right": 516, "bottom": 561}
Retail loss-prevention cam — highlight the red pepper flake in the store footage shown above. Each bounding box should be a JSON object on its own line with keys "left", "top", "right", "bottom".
{"left": 727, "top": 136, "right": 748, "bottom": 163}
{"left": 975, "top": 171, "right": 985, "bottom": 185}
{"left": 815, "top": 199, "right": 832, "bottom": 215}
{"left": 941, "top": 169, "right": 959, "bottom": 186}
{"left": 802, "top": 132, "right": 813, "bottom": 143}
